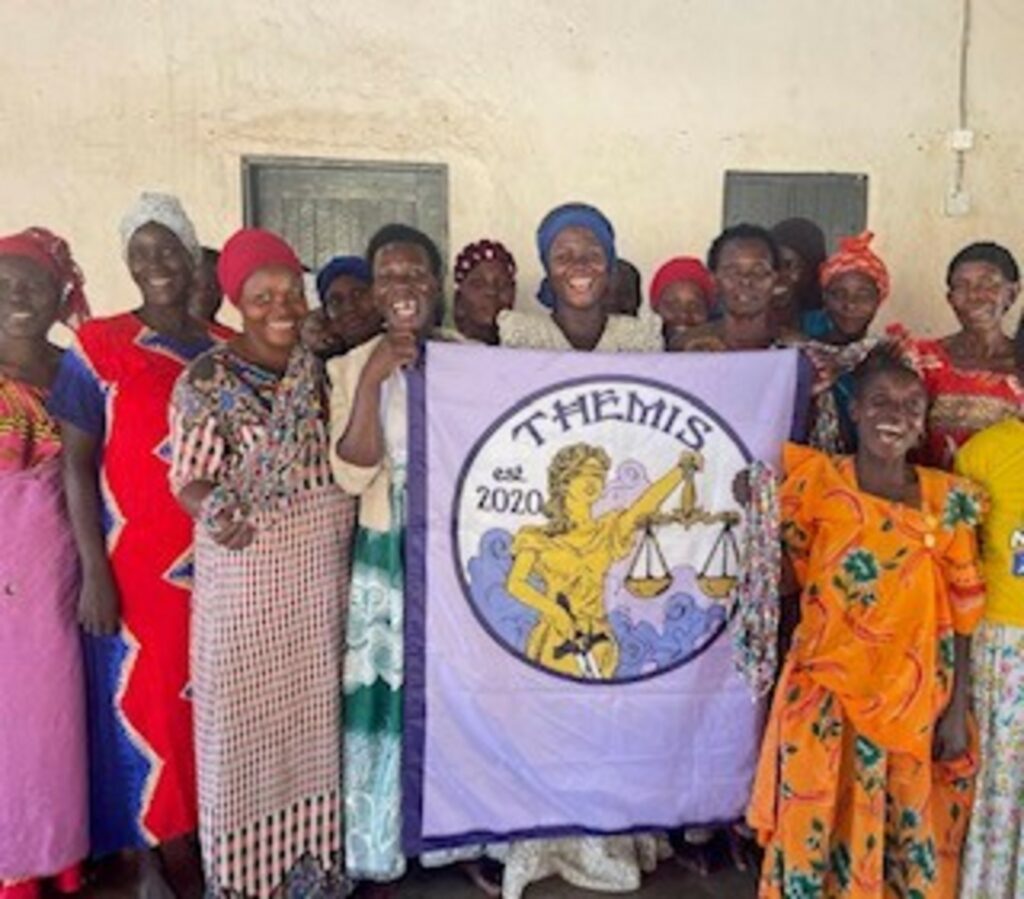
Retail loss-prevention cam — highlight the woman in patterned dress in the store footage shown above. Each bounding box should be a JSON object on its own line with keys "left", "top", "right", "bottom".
{"left": 0, "top": 228, "right": 90, "bottom": 899}
{"left": 748, "top": 346, "right": 984, "bottom": 898}
{"left": 893, "top": 241, "right": 1024, "bottom": 470}
{"left": 49, "top": 193, "right": 228, "bottom": 896}
{"left": 329, "top": 224, "right": 461, "bottom": 895}
{"left": 170, "top": 228, "right": 353, "bottom": 898}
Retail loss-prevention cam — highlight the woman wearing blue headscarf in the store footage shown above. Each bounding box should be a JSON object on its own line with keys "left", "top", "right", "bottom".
{"left": 498, "top": 203, "right": 666, "bottom": 898}
{"left": 498, "top": 202, "right": 661, "bottom": 352}
{"left": 302, "top": 255, "right": 380, "bottom": 359}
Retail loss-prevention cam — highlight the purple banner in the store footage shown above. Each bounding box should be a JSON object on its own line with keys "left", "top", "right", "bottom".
{"left": 403, "top": 343, "right": 802, "bottom": 853}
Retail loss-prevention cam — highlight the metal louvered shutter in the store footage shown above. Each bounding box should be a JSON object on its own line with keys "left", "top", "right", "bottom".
{"left": 242, "top": 157, "right": 449, "bottom": 272}
{"left": 723, "top": 171, "right": 868, "bottom": 252}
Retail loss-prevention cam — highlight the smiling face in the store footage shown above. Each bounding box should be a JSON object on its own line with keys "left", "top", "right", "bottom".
{"left": 851, "top": 368, "right": 927, "bottom": 463}
{"left": 947, "top": 259, "right": 1019, "bottom": 335}
{"left": 547, "top": 226, "right": 609, "bottom": 311}
{"left": 770, "top": 245, "right": 805, "bottom": 326}
{"left": 0, "top": 256, "right": 61, "bottom": 341}
{"left": 823, "top": 271, "right": 881, "bottom": 341}
{"left": 323, "top": 273, "right": 381, "bottom": 348}
{"left": 657, "top": 280, "right": 710, "bottom": 332}
{"left": 455, "top": 259, "right": 515, "bottom": 344}
{"left": 777, "top": 245, "right": 807, "bottom": 298}
{"left": 126, "top": 222, "right": 195, "bottom": 309}
{"left": 713, "top": 238, "right": 777, "bottom": 321}
{"left": 372, "top": 242, "right": 439, "bottom": 335}
{"left": 237, "top": 265, "right": 308, "bottom": 357}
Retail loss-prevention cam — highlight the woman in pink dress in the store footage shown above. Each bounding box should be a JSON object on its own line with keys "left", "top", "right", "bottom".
{"left": 0, "top": 227, "right": 90, "bottom": 899}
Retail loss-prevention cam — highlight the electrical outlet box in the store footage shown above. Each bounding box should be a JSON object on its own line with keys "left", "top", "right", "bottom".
{"left": 950, "top": 129, "right": 975, "bottom": 151}
{"left": 945, "top": 187, "right": 971, "bottom": 217}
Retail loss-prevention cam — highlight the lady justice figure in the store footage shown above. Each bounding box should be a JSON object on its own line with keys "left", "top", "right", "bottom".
{"left": 506, "top": 443, "right": 697, "bottom": 679}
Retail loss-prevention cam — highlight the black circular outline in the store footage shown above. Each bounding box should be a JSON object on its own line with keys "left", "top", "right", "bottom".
{"left": 451, "top": 373, "right": 752, "bottom": 685}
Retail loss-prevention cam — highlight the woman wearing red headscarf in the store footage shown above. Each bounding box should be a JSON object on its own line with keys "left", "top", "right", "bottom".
{"left": 170, "top": 228, "right": 353, "bottom": 898}
{"left": 796, "top": 231, "right": 889, "bottom": 453}
{"left": 649, "top": 255, "right": 717, "bottom": 344}
{"left": 0, "top": 228, "right": 90, "bottom": 899}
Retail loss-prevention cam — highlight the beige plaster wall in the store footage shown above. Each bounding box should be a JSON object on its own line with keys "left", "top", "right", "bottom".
{"left": 1, "top": 0, "right": 1022, "bottom": 333}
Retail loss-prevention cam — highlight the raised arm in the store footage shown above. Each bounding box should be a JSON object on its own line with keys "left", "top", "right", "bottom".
{"left": 61, "top": 421, "right": 119, "bottom": 636}
{"left": 336, "top": 357, "right": 387, "bottom": 468}
{"left": 169, "top": 408, "right": 256, "bottom": 552}
{"left": 335, "top": 331, "right": 417, "bottom": 468}
{"left": 616, "top": 453, "right": 689, "bottom": 538}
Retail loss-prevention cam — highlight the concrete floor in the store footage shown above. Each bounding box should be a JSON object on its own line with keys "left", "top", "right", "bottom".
{"left": 78, "top": 852, "right": 759, "bottom": 898}
{"left": 396, "top": 863, "right": 757, "bottom": 898}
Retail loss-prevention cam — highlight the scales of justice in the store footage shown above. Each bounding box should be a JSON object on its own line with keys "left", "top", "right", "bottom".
{"left": 624, "top": 450, "right": 742, "bottom": 601}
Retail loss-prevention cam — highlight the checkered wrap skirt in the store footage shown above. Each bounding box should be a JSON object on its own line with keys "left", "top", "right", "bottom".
{"left": 192, "top": 486, "right": 354, "bottom": 898}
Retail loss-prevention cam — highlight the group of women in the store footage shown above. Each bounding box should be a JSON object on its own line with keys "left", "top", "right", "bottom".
{"left": 1, "top": 190, "right": 1022, "bottom": 899}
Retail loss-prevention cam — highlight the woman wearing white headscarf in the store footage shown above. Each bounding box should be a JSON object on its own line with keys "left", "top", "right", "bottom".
{"left": 49, "top": 192, "right": 230, "bottom": 895}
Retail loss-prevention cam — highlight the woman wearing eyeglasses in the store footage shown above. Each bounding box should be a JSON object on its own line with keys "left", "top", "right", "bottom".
{"left": 891, "top": 241, "right": 1024, "bottom": 470}
{"left": 669, "top": 223, "right": 799, "bottom": 353}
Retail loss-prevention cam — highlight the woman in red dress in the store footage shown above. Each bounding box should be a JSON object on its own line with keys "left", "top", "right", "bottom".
{"left": 893, "top": 241, "right": 1024, "bottom": 469}
{"left": 49, "top": 193, "right": 229, "bottom": 896}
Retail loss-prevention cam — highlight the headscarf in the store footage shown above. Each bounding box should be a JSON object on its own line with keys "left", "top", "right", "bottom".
{"left": 453, "top": 239, "right": 517, "bottom": 287}
{"left": 819, "top": 231, "right": 890, "bottom": 303}
{"left": 535, "top": 202, "right": 616, "bottom": 308}
{"left": 217, "top": 228, "right": 303, "bottom": 306}
{"left": 118, "top": 191, "right": 201, "bottom": 264}
{"left": 0, "top": 227, "right": 91, "bottom": 328}
{"left": 316, "top": 255, "right": 371, "bottom": 303}
{"left": 649, "top": 256, "right": 716, "bottom": 311}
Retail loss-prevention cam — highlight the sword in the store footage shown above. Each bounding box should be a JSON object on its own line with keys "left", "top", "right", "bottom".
{"left": 552, "top": 593, "right": 608, "bottom": 679}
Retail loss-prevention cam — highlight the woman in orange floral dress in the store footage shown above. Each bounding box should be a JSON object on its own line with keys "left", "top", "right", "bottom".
{"left": 747, "top": 346, "right": 985, "bottom": 898}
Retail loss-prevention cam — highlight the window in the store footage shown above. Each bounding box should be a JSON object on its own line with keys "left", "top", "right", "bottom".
{"left": 723, "top": 171, "right": 868, "bottom": 251}
{"left": 242, "top": 157, "right": 448, "bottom": 270}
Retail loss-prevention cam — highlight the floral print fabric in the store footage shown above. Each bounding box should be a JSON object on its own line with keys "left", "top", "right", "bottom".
{"left": 748, "top": 444, "right": 985, "bottom": 898}
{"left": 959, "top": 620, "right": 1024, "bottom": 899}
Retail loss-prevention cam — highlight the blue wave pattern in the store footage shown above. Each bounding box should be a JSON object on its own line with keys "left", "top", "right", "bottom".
{"left": 464, "top": 527, "right": 726, "bottom": 680}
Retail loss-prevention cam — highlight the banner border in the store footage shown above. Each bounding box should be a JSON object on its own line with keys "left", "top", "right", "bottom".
{"left": 401, "top": 364, "right": 429, "bottom": 855}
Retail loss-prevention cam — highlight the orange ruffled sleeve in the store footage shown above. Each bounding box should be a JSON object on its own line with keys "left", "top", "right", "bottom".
{"left": 779, "top": 442, "right": 828, "bottom": 588}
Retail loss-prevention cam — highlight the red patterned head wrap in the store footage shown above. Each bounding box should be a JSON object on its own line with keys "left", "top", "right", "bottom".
{"left": 819, "top": 231, "right": 890, "bottom": 302}
{"left": 649, "top": 256, "right": 716, "bottom": 311}
{"left": 217, "top": 228, "right": 303, "bottom": 306}
{"left": 0, "top": 227, "right": 91, "bottom": 329}
{"left": 453, "top": 239, "right": 517, "bottom": 287}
